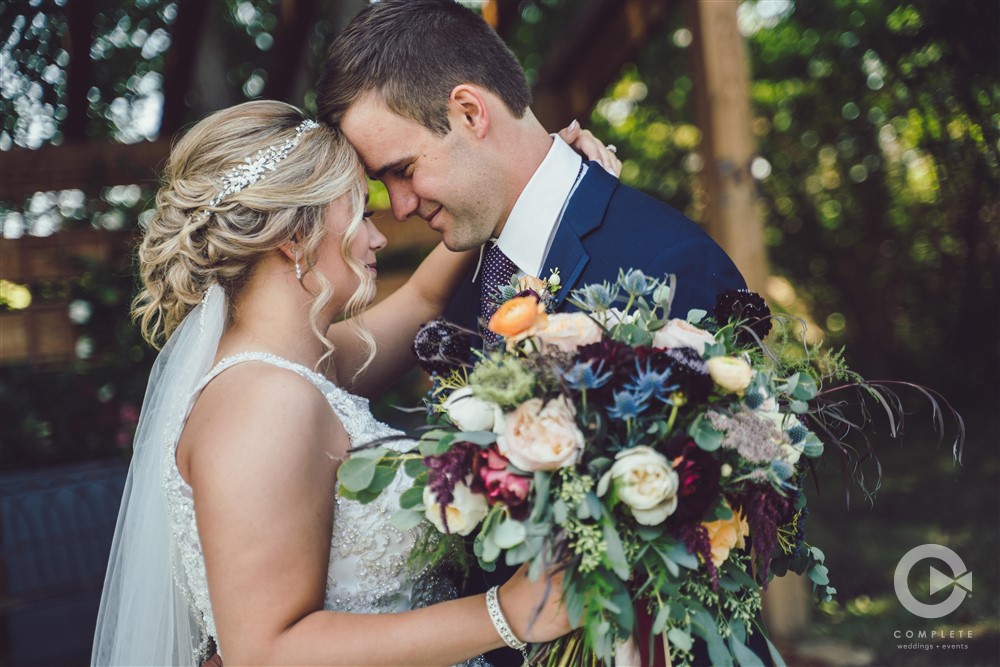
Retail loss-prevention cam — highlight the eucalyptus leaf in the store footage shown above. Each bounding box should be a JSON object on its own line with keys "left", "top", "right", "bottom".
{"left": 765, "top": 635, "right": 788, "bottom": 667}
{"left": 686, "top": 308, "right": 708, "bottom": 324}
{"left": 802, "top": 432, "right": 824, "bottom": 457}
{"left": 667, "top": 627, "right": 694, "bottom": 652}
{"left": 729, "top": 633, "right": 765, "bottom": 667}
{"left": 655, "top": 548, "right": 680, "bottom": 577}
{"left": 789, "top": 399, "right": 809, "bottom": 414}
{"left": 348, "top": 446, "right": 388, "bottom": 460}
{"left": 367, "top": 464, "right": 398, "bottom": 495}
{"left": 399, "top": 485, "right": 425, "bottom": 509}
{"left": 585, "top": 492, "right": 603, "bottom": 520}
{"left": 652, "top": 604, "right": 670, "bottom": 635}
{"left": 602, "top": 521, "right": 631, "bottom": 580}
{"left": 457, "top": 430, "right": 498, "bottom": 446}
{"left": 808, "top": 564, "right": 830, "bottom": 586}
{"left": 403, "top": 458, "right": 427, "bottom": 479}
{"left": 690, "top": 413, "right": 724, "bottom": 451}
{"left": 791, "top": 373, "right": 818, "bottom": 400}
{"left": 390, "top": 508, "right": 425, "bottom": 531}
{"left": 481, "top": 533, "right": 500, "bottom": 563}
{"left": 337, "top": 456, "right": 378, "bottom": 492}
{"left": 492, "top": 519, "right": 527, "bottom": 549}
{"left": 664, "top": 542, "right": 700, "bottom": 570}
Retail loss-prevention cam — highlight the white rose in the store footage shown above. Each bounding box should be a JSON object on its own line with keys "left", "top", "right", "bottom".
{"left": 516, "top": 313, "right": 602, "bottom": 353}
{"left": 497, "top": 396, "right": 584, "bottom": 472}
{"left": 443, "top": 387, "right": 501, "bottom": 432}
{"left": 706, "top": 357, "right": 754, "bottom": 395}
{"left": 779, "top": 442, "right": 804, "bottom": 466}
{"left": 597, "top": 446, "right": 680, "bottom": 526}
{"left": 652, "top": 319, "right": 716, "bottom": 355}
{"left": 423, "top": 479, "right": 488, "bottom": 536}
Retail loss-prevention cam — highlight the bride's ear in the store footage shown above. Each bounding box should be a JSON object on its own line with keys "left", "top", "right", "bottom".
{"left": 449, "top": 85, "right": 490, "bottom": 139}
{"left": 278, "top": 240, "right": 299, "bottom": 262}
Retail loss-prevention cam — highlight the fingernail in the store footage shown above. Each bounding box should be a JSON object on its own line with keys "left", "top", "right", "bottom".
{"left": 569, "top": 119, "right": 579, "bottom": 131}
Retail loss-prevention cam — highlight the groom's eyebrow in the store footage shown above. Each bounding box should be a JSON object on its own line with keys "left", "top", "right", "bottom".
{"left": 369, "top": 156, "right": 414, "bottom": 180}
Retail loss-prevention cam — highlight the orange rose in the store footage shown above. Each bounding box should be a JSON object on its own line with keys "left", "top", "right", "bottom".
{"left": 702, "top": 505, "right": 750, "bottom": 567}
{"left": 488, "top": 296, "right": 546, "bottom": 338}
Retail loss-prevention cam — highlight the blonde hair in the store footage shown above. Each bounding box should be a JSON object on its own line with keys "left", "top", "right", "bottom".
{"left": 132, "top": 100, "right": 376, "bottom": 370}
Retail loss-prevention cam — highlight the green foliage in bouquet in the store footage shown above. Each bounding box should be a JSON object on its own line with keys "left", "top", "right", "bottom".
{"left": 340, "top": 269, "right": 963, "bottom": 667}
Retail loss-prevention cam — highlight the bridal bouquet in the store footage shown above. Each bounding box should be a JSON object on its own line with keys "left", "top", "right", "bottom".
{"left": 339, "top": 270, "right": 962, "bottom": 667}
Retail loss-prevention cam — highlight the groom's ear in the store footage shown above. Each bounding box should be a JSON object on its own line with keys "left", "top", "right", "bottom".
{"left": 449, "top": 85, "right": 490, "bottom": 139}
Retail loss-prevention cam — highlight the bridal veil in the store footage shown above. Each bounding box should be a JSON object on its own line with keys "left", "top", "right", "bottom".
{"left": 92, "top": 286, "right": 226, "bottom": 666}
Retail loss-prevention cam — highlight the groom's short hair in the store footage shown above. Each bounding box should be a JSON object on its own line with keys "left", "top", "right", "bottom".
{"left": 318, "top": 0, "right": 531, "bottom": 136}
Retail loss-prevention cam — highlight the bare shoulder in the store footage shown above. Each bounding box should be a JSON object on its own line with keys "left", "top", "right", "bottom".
{"left": 180, "top": 361, "right": 349, "bottom": 488}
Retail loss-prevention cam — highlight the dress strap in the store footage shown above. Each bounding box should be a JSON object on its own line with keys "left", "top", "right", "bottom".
{"left": 194, "top": 351, "right": 328, "bottom": 395}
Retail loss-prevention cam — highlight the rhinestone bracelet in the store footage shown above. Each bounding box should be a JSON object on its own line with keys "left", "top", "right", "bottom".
{"left": 486, "top": 585, "right": 529, "bottom": 662}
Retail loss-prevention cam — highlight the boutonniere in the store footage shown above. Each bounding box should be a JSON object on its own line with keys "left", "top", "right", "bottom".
{"left": 492, "top": 268, "right": 562, "bottom": 313}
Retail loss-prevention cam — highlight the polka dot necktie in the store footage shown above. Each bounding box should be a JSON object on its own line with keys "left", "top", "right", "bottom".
{"left": 479, "top": 242, "right": 519, "bottom": 346}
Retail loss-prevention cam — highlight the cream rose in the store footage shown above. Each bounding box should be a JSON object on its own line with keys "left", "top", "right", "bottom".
{"left": 593, "top": 308, "right": 640, "bottom": 328}
{"left": 652, "top": 318, "right": 716, "bottom": 355}
{"left": 706, "top": 356, "right": 754, "bottom": 395}
{"left": 497, "top": 396, "right": 584, "bottom": 472}
{"left": 515, "top": 312, "right": 602, "bottom": 353}
{"left": 597, "top": 446, "right": 680, "bottom": 525}
{"left": 442, "top": 386, "right": 501, "bottom": 432}
{"left": 423, "top": 480, "right": 488, "bottom": 536}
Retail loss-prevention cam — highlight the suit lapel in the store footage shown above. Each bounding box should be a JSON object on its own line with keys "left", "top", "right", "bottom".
{"left": 542, "top": 162, "right": 619, "bottom": 308}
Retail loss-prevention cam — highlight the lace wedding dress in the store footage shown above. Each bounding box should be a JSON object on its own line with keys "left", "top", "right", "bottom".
{"left": 163, "top": 352, "right": 460, "bottom": 663}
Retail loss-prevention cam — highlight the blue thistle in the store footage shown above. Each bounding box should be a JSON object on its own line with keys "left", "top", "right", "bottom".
{"left": 625, "top": 359, "right": 677, "bottom": 403}
{"left": 787, "top": 423, "right": 808, "bottom": 444}
{"left": 561, "top": 360, "right": 613, "bottom": 391}
{"left": 619, "top": 268, "right": 652, "bottom": 297}
{"left": 608, "top": 389, "right": 650, "bottom": 420}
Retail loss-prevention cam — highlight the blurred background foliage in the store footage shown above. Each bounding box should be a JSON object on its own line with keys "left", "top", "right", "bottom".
{"left": 1, "top": 0, "right": 997, "bottom": 660}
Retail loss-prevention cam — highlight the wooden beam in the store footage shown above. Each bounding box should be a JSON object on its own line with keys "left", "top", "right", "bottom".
{"left": 63, "top": 1, "right": 100, "bottom": 143}
{"left": 688, "top": 0, "right": 768, "bottom": 292}
{"left": 261, "top": 0, "right": 318, "bottom": 103}
{"left": 0, "top": 141, "right": 170, "bottom": 202}
{"left": 159, "top": 0, "right": 209, "bottom": 136}
{"left": 531, "top": 0, "right": 671, "bottom": 130}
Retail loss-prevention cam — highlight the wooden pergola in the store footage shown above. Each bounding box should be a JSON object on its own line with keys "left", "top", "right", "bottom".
{"left": 2, "top": 0, "right": 766, "bottom": 290}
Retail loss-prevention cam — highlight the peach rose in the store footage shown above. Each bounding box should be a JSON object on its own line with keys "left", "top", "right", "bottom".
{"left": 652, "top": 319, "right": 717, "bottom": 355}
{"left": 514, "top": 312, "right": 602, "bottom": 353}
{"left": 497, "top": 395, "right": 584, "bottom": 472}
{"left": 488, "top": 296, "right": 546, "bottom": 338}
{"left": 702, "top": 505, "right": 750, "bottom": 567}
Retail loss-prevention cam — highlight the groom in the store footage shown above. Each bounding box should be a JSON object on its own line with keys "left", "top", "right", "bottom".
{"left": 319, "top": 1, "right": 748, "bottom": 663}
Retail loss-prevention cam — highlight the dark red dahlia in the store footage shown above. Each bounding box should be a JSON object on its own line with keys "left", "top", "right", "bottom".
{"left": 412, "top": 318, "right": 473, "bottom": 376}
{"left": 713, "top": 289, "right": 772, "bottom": 346}
{"left": 664, "top": 437, "right": 721, "bottom": 526}
{"left": 676, "top": 523, "right": 719, "bottom": 590}
{"left": 633, "top": 346, "right": 713, "bottom": 405}
{"left": 576, "top": 337, "right": 637, "bottom": 404}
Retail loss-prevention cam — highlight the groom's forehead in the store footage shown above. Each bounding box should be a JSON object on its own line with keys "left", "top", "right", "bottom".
{"left": 342, "top": 96, "right": 425, "bottom": 176}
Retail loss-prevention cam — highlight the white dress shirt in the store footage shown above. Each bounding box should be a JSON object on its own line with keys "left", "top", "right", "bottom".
{"left": 493, "top": 135, "right": 587, "bottom": 278}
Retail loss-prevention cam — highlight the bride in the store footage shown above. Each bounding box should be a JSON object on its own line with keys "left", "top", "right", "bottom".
{"left": 92, "top": 99, "right": 618, "bottom": 666}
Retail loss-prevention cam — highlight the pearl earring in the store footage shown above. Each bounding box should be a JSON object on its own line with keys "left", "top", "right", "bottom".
{"left": 294, "top": 251, "right": 303, "bottom": 281}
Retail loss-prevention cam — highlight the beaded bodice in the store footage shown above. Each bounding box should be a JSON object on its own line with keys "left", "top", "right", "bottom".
{"left": 162, "top": 352, "right": 454, "bottom": 657}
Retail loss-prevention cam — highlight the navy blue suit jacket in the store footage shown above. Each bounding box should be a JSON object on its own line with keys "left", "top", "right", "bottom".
{"left": 445, "top": 161, "right": 746, "bottom": 328}
{"left": 447, "top": 164, "right": 750, "bottom": 667}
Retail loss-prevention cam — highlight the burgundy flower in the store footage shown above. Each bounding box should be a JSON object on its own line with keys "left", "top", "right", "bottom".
{"left": 424, "top": 442, "right": 479, "bottom": 531}
{"left": 412, "top": 318, "right": 473, "bottom": 376}
{"left": 675, "top": 522, "right": 719, "bottom": 590}
{"left": 713, "top": 289, "right": 772, "bottom": 346}
{"left": 635, "top": 346, "right": 713, "bottom": 405}
{"left": 576, "top": 337, "right": 637, "bottom": 404}
{"left": 471, "top": 446, "right": 532, "bottom": 519}
{"left": 664, "top": 437, "right": 721, "bottom": 526}
{"left": 729, "top": 483, "right": 795, "bottom": 587}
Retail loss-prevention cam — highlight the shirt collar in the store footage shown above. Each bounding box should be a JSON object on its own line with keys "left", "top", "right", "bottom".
{"left": 495, "top": 135, "right": 583, "bottom": 277}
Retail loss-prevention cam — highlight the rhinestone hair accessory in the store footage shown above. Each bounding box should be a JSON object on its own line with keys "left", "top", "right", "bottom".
{"left": 193, "top": 119, "right": 319, "bottom": 220}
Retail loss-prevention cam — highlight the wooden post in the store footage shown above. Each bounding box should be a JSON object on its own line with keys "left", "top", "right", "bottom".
{"left": 689, "top": 0, "right": 768, "bottom": 293}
